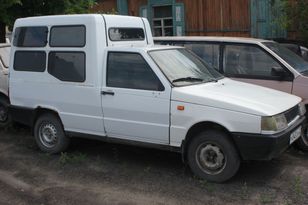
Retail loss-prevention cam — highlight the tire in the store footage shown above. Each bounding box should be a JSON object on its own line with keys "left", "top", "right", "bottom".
{"left": 187, "top": 130, "right": 240, "bottom": 183}
{"left": 34, "top": 113, "right": 70, "bottom": 154}
{"left": 295, "top": 127, "right": 308, "bottom": 152}
{"left": 0, "top": 97, "right": 12, "bottom": 128}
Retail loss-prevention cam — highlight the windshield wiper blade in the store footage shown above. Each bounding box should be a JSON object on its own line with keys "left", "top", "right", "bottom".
{"left": 172, "top": 77, "right": 204, "bottom": 83}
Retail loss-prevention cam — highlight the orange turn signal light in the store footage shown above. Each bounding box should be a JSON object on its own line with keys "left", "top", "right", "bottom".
{"left": 177, "top": 105, "right": 185, "bottom": 111}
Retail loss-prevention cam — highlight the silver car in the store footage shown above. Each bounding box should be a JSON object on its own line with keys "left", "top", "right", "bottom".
{"left": 0, "top": 43, "right": 10, "bottom": 127}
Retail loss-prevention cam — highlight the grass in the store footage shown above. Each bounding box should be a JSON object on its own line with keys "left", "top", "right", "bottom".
{"left": 293, "top": 176, "right": 303, "bottom": 199}
{"left": 259, "top": 193, "right": 274, "bottom": 204}
{"left": 240, "top": 182, "right": 249, "bottom": 200}
{"left": 59, "top": 152, "right": 87, "bottom": 165}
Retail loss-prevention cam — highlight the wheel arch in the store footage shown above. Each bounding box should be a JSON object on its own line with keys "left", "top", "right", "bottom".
{"left": 32, "top": 107, "right": 64, "bottom": 133}
{"left": 181, "top": 121, "right": 241, "bottom": 163}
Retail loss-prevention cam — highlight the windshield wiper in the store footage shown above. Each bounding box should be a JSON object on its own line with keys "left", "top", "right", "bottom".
{"left": 172, "top": 77, "right": 204, "bottom": 83}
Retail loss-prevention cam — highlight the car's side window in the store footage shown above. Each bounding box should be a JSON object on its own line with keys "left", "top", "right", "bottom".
{"left": 184, "top": 43, "right": 220, "bottom": 70}
{"left": 223, "top": 44, "right": 283, "bottom": 78}
{"left": 107, "top": 52, "right": 164, "bottom": 91}
{"left": 13, "top": 27, "right": 48, "bottom": 47}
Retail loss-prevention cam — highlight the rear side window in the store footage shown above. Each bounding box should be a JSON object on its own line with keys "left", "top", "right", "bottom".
{"left": 107, "top": 52, "right": 164, "bottom": 91}
{"left": 109, "top": 28, "right": 145, "bottom": 41}
{"left": 184, "top": 43, "right": 220, "bottom": 70}
{"left": 13, "top": 27, "right": 48, "bottom": 47}
{"left": 14, "top": 51, "right": 46, "bottom": 72}
{"left": 50, "top": 25, "right": 86, "bottom": 47}
{"left": 48, "top": 52, "right": 85, "bottom": 82}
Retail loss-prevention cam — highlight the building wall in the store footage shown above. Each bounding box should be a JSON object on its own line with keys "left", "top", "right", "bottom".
{"left": 91, "top": 0, "right": 117, "bottom": 13}
{"left": 91, "top": 0, "right": 290, "bottom": 39}
{"left": 177, "top": 0, "right": 250, "bottom": 37}
{"left": 128, "top": 0, "right": 147, "bottom": 16}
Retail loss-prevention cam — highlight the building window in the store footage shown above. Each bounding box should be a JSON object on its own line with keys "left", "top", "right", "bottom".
{"left": 153, "top": 5, "right": 173, "bottom": 36}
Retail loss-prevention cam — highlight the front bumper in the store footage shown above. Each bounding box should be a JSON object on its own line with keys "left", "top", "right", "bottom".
{"left": 231, "top": 116, "right": 306, "bottom": 160}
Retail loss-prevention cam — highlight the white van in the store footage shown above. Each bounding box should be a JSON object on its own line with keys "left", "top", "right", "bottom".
{"left": 9, "top": 15, "right": 306, "bottom": 182}
{"left": 0, "top": 43, "right": 10, "bottom": 127}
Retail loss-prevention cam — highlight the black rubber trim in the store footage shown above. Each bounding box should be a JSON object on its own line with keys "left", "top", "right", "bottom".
{"left": 231, "top": 116, "right": 306, "bottom": 160}
{"left": 9, "top": 105, "right": 35, "bottom": 126}
{"left": 66, "top": 131, "right": 181, "bottom": 153}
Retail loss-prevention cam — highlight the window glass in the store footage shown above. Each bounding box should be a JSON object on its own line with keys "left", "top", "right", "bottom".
{"left": 50, "top": 26, "right": 86, "bottom": 47}
{"left": 14, "top": 51, "right": 46, "bottom": 72}
{"left": 107, "top": 52, "right": 163, "bottom": 91}
{"left": 109, "top": 28, "right": 145, "bottom": 41}
{"left": 0, "top": 46, "right": 10, "bottom": 68}
{"left": 263, "top": 42, "right": 308, "bottom": 73}
{"left": 153, "top": 6, "right": 173, "bottom": 37}
{"left": 184, "top": 43, "right": 220, "bottom": 70}
{"left": 13, "top": 27, "right": 48, "bottom": 47}
{"left": 48, "top": 52, "right": 85, "bottom": 82}
{"left": 149, "top": 48, "right": 223, "bottom": 86}
{"left": 223, "top": 45, "right": 282, "bottom": 77}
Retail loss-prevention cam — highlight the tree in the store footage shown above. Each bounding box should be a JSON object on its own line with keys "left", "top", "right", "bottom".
{"left": 0, "top": 0, "right": 21, "bottom": 43}
{"left": 0, "top": 0, "right": 96, "bottom": 43}
{"left": 281, "top": 0, "right": 308, "bottom": 44}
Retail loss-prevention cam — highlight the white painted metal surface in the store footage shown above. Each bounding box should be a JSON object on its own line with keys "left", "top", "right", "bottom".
{"left": 9, "top": 15, "right": 302, "bottom": 148}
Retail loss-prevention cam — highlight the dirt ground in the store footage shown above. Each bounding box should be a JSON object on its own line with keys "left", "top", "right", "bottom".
{"left": 0, "top": 126, "right": 308, "bottom": 205}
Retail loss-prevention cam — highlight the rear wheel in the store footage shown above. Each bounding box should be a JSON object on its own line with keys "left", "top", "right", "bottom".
{"left": 0, "top": 97, "right": 11, "bottom": 128}
{"left": 187, "top": 130, "right": 240, "bottom": 183}
{"left": 34, "top": 113, "right": 70, "bottom": 154}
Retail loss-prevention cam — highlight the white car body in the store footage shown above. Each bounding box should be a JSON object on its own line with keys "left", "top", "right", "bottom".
{"left": 8, "top": 14, "right": 306, "bottom": 182}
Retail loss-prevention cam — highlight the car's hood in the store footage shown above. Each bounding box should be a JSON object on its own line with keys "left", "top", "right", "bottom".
{"left": 171, "top": 78, "right": 301, "bottom": 116}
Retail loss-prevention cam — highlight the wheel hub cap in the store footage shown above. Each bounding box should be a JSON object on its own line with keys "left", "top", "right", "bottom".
{"left": 39, "top": 123, "right": 58, "bottom": 148}
{"left": 197, "top": 144, "right": 226, "bottom": 174}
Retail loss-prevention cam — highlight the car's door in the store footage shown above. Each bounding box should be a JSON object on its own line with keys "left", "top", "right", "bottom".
{"left": 222, "top": 44, "right": 294, "bottom": 93}
{"left": 101, "top": 51, "right": 171, "bottom": 144}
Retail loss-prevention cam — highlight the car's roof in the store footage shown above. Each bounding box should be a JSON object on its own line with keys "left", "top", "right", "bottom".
{"left": 154, "top": 36, "right": 274, "bottom": 44}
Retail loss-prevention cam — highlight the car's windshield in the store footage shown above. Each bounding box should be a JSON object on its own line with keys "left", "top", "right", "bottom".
{"left": 263, "top": 42, "right": 308, "bottom": 73}
{"left": 149, "top": 48, "right": 223, "bottom": 86}
{"left": 0, "top": 46, "right": 10, "bottom": 68}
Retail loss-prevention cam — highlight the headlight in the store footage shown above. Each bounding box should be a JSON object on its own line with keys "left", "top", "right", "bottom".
{"left": 261, "top": 114, "right": 288, "bottom": 132}
{"left": 299, "top": 102, "right": 306, "bottom": 116}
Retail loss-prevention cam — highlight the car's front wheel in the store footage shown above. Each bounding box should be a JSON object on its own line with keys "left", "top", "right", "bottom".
{"left": 34, "top": 113, "right": 70, "bottom": 154}
{"left": 187, "top": 130, "right": 240, "bottom": 183}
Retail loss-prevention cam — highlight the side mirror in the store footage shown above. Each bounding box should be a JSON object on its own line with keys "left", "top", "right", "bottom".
{"left": 271, "top": 67, "right": 288, "bottom": 80}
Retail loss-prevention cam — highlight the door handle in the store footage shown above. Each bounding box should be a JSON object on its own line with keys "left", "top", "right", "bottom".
{"left": 101, "top": 91, "right": 115, "bottom": 96}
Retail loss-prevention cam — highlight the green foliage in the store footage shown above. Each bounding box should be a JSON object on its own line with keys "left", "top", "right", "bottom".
{"left": 59, "top": 152, "right": 87, "bottom": 165}
{"left": 281, "top": 0, "right": 308, "bottom": 43}
{"left": 0, "top": 0, "right": 96, "bottom": 28}
{"left": 0, "top": 0, "right": 21, "bottom": 24}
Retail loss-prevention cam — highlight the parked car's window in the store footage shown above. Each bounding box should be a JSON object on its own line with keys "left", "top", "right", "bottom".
{"left": 264, "top": 42, "right": 308, "bottom": 73}
{"left": 13, "top": 27, "right": 48, "bottom": 47}
{"left": 109, "top": 28, "right": 145, "bottom": 41}
{"left": 223, "top": 45, "right": 282, "bottom": 77}
{"left": 301, "top": 47, "right": 308, "bottom": 61}
{"left": 0, "top": 46, "right": 10, "bottom": 68}
{"left": 149, "top": 48, "right": 223, "bottom": 86}
{"left": 48, "top": 52, "right": 85, "bottom": 82}
{"left": 50, "top": 25, "right": 86, "bottom": 47}
{"left": 107, "top": 52, "right": 164, "bottom": 91}
{"left": 184, "top": 43, "right": 220, "bottom": 70}
{"left": 14, "top": 51, "right": 46, "bottom": 72}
